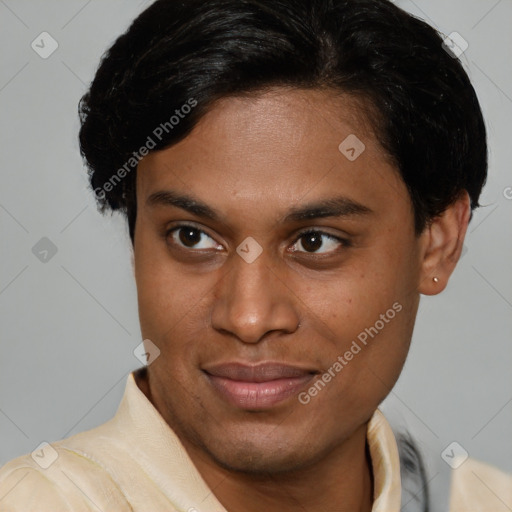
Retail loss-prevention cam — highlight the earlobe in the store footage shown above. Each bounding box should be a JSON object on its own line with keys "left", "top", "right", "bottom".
{"left": 418, "top": 192, "right": 471, "bottom": 296}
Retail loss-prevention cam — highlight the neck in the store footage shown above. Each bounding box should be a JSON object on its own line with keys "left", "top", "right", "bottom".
{"left": 183, "top": 422, "right": 374, "bottom": 512}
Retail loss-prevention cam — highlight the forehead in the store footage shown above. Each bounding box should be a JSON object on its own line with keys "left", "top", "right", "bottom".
{"left": 136, "top": 87, "right": 406, "bottom": 220}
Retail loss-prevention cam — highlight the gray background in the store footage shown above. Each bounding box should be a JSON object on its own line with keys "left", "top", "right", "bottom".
{"left": 1, "top": 0, "right": 511, "bottom": 475}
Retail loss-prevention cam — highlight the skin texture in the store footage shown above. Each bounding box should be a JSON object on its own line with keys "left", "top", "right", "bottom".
{"left": 133, "top": 88, "right": 470, "bottom": 512}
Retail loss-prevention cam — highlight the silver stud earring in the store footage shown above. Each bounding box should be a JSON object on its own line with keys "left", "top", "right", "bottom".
{"left": 433, "top": 277, "right": 439, "bottom": 283}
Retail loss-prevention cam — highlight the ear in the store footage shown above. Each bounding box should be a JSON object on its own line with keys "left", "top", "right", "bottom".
{"left": 418, "top": 191, "right": 471, "bottom": 295}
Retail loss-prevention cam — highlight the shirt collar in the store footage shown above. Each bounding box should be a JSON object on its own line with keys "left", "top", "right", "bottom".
{"left": 366, "top": 408, "right": 402, "bottom": 511}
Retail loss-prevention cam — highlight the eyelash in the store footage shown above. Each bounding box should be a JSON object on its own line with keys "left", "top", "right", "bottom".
{"left": 291, "top": 228, "right": 352, "bottom": 254}
{"left": 164, "top": 224, "right": 351, "bottom": 255}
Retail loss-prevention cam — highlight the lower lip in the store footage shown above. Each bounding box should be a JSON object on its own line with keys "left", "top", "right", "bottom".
{"left": 205, "top": 373, "right": 314, "bottom": 410}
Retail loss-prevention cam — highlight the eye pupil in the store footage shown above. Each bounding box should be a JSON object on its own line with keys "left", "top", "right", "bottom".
{"left": 301, "top": 232, "right": 323, "bottom": 252}
{"left": 179, "top": 227, "right": 201, "bottom": 247}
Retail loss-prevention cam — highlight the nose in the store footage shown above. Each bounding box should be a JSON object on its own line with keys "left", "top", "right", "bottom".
{"left": 210, "top": 249, "right": 300, "bottom": 344}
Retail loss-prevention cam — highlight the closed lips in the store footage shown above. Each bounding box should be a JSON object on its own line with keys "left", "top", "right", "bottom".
{"left": 202, "top": 362, "right": 318, "bottom": 382}
{"left": 202, "top": 362, "right": 319, "bottom": 409}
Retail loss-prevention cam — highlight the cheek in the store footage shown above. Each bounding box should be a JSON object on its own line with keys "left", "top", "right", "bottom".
{"left": 134, "top": 224, "right": 202, "bottom": 339}
{"left": 300, "top": 248, "right": 417, "bottom": 392}
{"left": 307, "top": 263, "right": 405, "bottom": 336}
{"left": 339, "top": 293, "right": 416, "bottom": 397}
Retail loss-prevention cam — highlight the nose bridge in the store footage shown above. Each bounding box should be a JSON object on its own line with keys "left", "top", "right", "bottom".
{"left": 211, "top": 247, "right": 300, "bottom": 343}
{"left": 231, "top": 252, "right": 275, "bottom": 306}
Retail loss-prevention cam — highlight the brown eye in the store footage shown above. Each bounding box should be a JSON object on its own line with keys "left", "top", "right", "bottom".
{"left": 300, "top": 232, "right": 323, "bottom": 252}
{"left": 292, "top": 230, "right": 348, "bottom": 254}
{"left": 178, "top": 227, "right": 202, "bottom": 247}
{"left": 166, "top": 225, "right": 220, "bottom": 250}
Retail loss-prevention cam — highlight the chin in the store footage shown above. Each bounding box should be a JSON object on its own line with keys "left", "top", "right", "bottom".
{"left": 206, "top": 443, "right": 315, "bottom": 475}
{"left": 194, "top": 425, "right": 326, "bottom": 476}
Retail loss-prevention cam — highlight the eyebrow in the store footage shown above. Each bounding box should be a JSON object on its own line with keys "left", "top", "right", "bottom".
{"left": 146, "top": 190, "right": 373, "bottom": 223}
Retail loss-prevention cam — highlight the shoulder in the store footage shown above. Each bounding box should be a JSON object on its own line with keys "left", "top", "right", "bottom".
{"left": 0, "top": 458, "right": 72, "bottom": 512}
{"left": 450, "top": 456, "right": 512, "bottom": 511}
{"left": 0, "top": 428, "right": 132, "bottom": 512}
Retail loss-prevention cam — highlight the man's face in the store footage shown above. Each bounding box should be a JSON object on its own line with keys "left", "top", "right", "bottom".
{"left": 134, "top": 88, "right": 423, "bottom": 474}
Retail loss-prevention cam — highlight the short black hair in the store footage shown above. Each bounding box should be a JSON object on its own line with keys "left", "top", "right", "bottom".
{"left": 78, "top": 0, "right": 487, "bottom": 244}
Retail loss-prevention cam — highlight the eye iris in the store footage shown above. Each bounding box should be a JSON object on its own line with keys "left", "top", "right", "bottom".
{"left": 179, "top": 227, "right": 201, "bottom": 247}
{"left": 301, "top": 232, "right": 323, "bottom": 252}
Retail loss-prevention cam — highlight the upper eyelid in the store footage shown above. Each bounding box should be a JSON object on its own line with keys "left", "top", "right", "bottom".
{"left": 292, "top": 228, "right": 346, "bottom": 242}
{"left": 166, "top": 223, "right": 219, "bottom": 245}
{"left": 166, "top": 221, "right": 214, "bottom": 237}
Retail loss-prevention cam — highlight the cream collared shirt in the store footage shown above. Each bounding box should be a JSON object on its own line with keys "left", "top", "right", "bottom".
{"left": 1, "top": 371, "right": 511, "bottom": 511}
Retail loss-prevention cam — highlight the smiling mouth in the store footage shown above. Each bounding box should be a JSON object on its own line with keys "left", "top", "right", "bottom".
{"left": 202, "top": 362, "right": 318, "bottom": 410}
